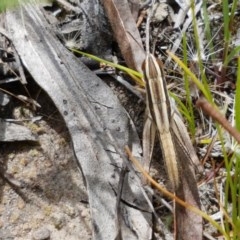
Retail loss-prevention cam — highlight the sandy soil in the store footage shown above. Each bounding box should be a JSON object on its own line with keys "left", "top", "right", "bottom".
{"left": 0, "top": 89, "right": 92, "bottom": 240}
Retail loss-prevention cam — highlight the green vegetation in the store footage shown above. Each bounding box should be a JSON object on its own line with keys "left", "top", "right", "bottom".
{"left": 1, "top": 0, "right": 240, "bottom": 238}
{"left": 170, "top": 1, "right": 240, "bottom": 239}
{"left": 70, "top": 2, "right": 240, "bottom": 236}
{"left": 0, "top": 0, "right": 51, "bottom": 12}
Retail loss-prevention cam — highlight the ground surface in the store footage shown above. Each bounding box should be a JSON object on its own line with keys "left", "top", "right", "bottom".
{"left": 1, "top": 0, "right": 240, "bottom": 239}
{"left": 0, "top": 87, "right": 92, "bottom": 240}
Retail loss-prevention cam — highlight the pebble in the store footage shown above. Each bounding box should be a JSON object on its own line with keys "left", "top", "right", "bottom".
{"left": 32, "top": 227, "right": 50, "bottom": 240}
{"left": 52, "top": 214, "right": 66, "bottom": 230}
{"left": 81, "top": 209, "right": 89, "bottom": 218}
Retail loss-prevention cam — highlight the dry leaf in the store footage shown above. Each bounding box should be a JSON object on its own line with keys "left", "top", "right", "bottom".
{"left": 0, "top": 120, "right": 38, "bottom": 142}
{"left": 6, "top": 3, "right": 152, "bottom": 239}
{"left": 174, "top": 137, "right": 203, "bottom": 240}
{"left": 101, "top": 0, "right": 145, "bottom": 73}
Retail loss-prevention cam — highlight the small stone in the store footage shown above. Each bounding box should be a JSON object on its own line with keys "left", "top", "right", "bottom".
{"left": 81, "top": 209, "right": 89, "bottom": 218}
{"left": 17, "top": 198, "right": 25, "bottom": 209}
{"left": 9, "top": 212, "right": 20, "bottom": 223}
{"left": 32, "top": 227, "right": 50, "bottom": 240}
{"left": 51, "top": 214, "right": 66, "bottom": 230}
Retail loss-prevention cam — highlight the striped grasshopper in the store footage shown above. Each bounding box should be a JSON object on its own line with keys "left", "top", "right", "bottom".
{"left": 142, "top": 53, "right": 203, "bottom": 190}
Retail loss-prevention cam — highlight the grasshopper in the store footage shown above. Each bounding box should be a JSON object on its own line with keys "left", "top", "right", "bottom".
{"left": 142, "top": 53, "right": 203, "bottom": 190}
{"left": 142, "top": 54, "right": 179, "bottom": 189}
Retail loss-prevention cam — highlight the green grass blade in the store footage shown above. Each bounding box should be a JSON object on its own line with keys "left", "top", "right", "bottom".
{"left": 182, "top": 33, "right": 196, "bottom": 138}
{"left": 232, "top": 153, "right": 240, "bottom": 239}
{"left": 190, "top": 0, "right": 210, "bottom": 99}
{"left": 235, "top": 57, "right": 240, "bottom": 131}
{"left": 0, "top": 0, "right": 22, "bottom": 11}
{"left": 0, "top": 0, "right": 50, "bottom": 12}
{"left": 71, "top": 49, "right": 144, "bottom": 87}
{"left": 223, "top": 0, "right": 230, "bottom": 43}
{"left": 222, "top": 0, "right": 230, "bottom": 63}
{"left": 170, "top": 93, "right": 193, "bottom": 124}
{"left": 222, "top": 0, "right": 238, "bottom": 68}
{"left": 224, "top": 46, "right": 240, "bottom": 67}
{"left": 167, "top": 51, "right": 212, "bottom": 101}
{"left": 202, "top": 0, "right": 215, "bottom": 61}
